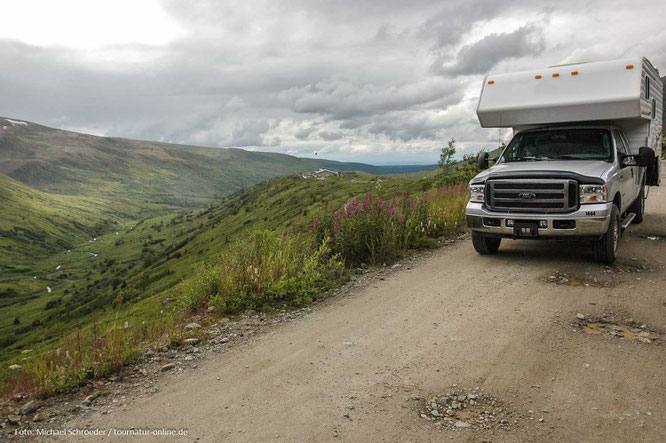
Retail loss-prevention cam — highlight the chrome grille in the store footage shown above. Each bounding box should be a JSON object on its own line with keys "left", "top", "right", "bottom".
{"left": 486, "top": 179, "right": 578, "bottom": 213}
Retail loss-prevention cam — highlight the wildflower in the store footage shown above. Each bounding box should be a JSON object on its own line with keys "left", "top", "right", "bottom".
{"left": 377, "top": 197, "right": 384, "bottom": 208}
{"left": 399, "top": 214, "right": 405, "bottom": 223}
{"left": 124, "top": 321, "right": 129, "bottom": 329}
{"left": 313, "top": 217, "right": 319, "bottom": 230}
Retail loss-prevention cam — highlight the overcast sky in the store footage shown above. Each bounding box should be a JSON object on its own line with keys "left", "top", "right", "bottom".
{"left": 1, "top": 0, "right": 665, "bottom": 164}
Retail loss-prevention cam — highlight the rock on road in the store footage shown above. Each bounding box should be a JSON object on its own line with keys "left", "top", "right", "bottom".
{"left": 63, "top": 178, "right": 666, "bottom": 442}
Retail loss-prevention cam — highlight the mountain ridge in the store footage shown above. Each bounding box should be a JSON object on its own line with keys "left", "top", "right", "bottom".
{"left": 0, "top": 117, "right": 436, "bottom": 208}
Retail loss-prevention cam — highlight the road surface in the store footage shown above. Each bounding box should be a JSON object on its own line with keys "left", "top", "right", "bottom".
{"left": 64, "top": 179, "right": 666, "bottom": 442}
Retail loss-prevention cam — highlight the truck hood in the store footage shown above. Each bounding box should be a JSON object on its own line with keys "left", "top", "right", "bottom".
{"left": 471, "top": 160, "right": 614, "bottom": 184}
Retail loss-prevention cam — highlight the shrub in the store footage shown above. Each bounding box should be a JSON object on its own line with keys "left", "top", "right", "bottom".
{"left": 314, "top": 192, "right": 430, "bottom": 265}
{"left": 314, "top": 184, "right": 469, "bottom": 266}
{"left": 179, "top": 231, "right": 345, "bottom": 314}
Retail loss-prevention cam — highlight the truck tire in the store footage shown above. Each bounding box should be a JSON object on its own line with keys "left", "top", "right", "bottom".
{"left": 629, "top": 178, "right": 645, "bottom": 224}
{"left": 471, "top": 231, "right": 501, "bottom": 255}
{"left": 592, "top": 205, "right": 620, "bottom": 264}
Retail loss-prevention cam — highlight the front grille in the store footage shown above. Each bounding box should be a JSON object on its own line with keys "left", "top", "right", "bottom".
{"left": 486, "top": 179, "right": 578, "bottom": 213}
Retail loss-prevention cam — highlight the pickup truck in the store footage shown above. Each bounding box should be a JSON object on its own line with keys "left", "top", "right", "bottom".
{"left": 467, "top": 58, "right": 662, "bottom": 264}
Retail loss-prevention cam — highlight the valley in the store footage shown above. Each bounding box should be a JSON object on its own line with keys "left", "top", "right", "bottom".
{"left": 0, "top": 119, "right": 447, "bottom": 387}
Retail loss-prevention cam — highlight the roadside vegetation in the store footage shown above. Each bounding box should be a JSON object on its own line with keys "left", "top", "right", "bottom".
{"left": 0, "top": 148, "right": 477, "bottom": 399}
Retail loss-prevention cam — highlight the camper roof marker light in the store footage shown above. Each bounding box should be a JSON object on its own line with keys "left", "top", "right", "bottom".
{"left": 487, "top": 80, "right": 494, "bottom": 84}
{"left": 552, "top": 73, "right": 560, "bottom": 77}
{"left": 626, "top": 64, "right": 634, "bottom": 69}
{"left": 571, "top": 71, "right": 579, "bottom": 75}
{"left": 535, "top": 75, "right": 542, "bottom": 79}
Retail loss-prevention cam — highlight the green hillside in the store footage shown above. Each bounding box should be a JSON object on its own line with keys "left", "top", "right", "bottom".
{"left": 0, "top": 117, "right": 435, "bottom": 209}
{"left": 0, "top": 172, "right": 431, "bottom": 365}
{"left": 0, "top": 173, "right": 169, "bottom": 269}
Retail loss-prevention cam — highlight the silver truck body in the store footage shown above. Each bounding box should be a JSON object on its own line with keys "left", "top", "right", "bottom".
{"left": 467, "top": 58, "right": 662, "bottom": 263}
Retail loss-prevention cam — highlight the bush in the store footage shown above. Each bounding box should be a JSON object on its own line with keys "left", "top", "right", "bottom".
{"left": 314, "top": 185, "right": 469, "bottom": 266}
{"left": 179, "top": 231, "right": 345, "bottom": 314}
{"left": 314, "top": 192, "right": 430, "bottom": 265}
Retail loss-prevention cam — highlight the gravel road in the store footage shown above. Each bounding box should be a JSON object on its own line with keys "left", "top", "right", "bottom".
{"left": 63, "top": 179, "right": 666, "bottom": 442}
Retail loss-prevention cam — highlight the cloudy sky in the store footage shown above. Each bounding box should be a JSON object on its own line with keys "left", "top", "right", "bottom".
{"left": 1, "top": 0, "right": 665, "bottom": 164}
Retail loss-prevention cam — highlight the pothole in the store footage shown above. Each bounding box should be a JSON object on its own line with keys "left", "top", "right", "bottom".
{"left": 414, "top": 387, "right": 521, "bottom": 430}
{"left": 544, "top": 271, "right": 613, "bottom": 288}
{"left": 606, "top": 260, "right": 652, "bottom": 273}
{"left": 573, "top": 314, "right": 660, "bottom": 343}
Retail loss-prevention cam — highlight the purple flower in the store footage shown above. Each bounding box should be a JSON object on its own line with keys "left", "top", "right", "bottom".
{"left": 399, "top": 214, "right": 405, "bottom": 223}
{"left": 377, "top": 197, "right": 384, "bottom": 208}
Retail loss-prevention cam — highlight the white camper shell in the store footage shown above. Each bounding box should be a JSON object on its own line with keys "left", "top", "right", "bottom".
{"left": 476, "top": 57, "right": 663, "bottom": 157}
{"left": 468, "top": 57, "right": 663, "bottom": 264}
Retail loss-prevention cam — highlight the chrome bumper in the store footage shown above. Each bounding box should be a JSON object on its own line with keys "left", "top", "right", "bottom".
{"left": 466, "top": 201, "right": 612, "bottom": 237}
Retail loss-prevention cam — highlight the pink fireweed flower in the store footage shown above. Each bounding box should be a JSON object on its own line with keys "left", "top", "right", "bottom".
{"left": 377, "top": 197, "right": 384, "bottom": 208}
{"left": 368, "top": 192, "right": 373, "bottom": 202}
{"left": 372, "top": 209, "right": 377, "bottom": 217}
{"left": 399, "top": 214, "right": 405, "bottom": 223}
{"left": 391, "top": 196, "right": 397, "bottom": 207}
{"left": 313, "top": 218, "right": 319, "bottom": 230}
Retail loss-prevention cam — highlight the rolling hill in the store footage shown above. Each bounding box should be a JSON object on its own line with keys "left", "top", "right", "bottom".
{"left": 0, "top": 117, "right": 436, "bottom": 208}
{"left": 0, "top": 172, "right": 431, "bottom": 365}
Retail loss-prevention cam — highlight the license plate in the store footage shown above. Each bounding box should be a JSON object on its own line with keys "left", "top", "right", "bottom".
{"left": 514, "top": 222, "right": 539, "bottom": 237}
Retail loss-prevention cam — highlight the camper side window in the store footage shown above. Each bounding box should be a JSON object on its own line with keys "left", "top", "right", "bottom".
{"left": 612, "top": 130, "right": 627, "bottom": 155}
{"left": 645, "top": 76, "right": 651, "bottom": 99}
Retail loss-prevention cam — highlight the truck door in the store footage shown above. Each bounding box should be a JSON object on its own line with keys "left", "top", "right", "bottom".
{"left": 613, "top": 129, "right": 634, "bottom": 213}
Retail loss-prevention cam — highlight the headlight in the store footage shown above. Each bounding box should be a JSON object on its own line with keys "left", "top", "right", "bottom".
{"left": 469, "top": 185, "right": 485, "bottom": 202}
{"left": 579, "top": 184, "right": 607, "bottom": 204}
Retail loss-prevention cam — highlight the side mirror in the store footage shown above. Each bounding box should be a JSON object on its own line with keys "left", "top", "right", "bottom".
{"left": 638, "top": 146, "right": 655, "bottom": 168}
{"left": 478, "top": 152, "right": 489, "bottom": 170}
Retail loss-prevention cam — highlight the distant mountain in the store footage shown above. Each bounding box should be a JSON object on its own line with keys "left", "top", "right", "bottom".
{"left": 0, "top": 117, "right": 435, "bottom": 208}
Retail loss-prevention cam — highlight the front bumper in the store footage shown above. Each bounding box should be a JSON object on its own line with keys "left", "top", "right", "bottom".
{"left": 466, "top": 201, "right": 612, "bottom": 237}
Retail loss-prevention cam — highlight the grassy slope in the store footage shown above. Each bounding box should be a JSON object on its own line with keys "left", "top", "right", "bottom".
{"left": 0, "top": 172, "right": 430, "bottom": 365}
{"left": 0, "top": 117, "right": 435, "bottom": 209}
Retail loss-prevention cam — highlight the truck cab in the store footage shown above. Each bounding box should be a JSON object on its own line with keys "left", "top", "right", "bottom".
{"left": 467, "top": 58, "right": 662, "bottom": 264}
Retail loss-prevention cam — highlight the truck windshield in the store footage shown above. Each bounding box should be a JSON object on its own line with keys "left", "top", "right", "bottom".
{"left": 501, "top": 128, "right": 613, "bottom": 162}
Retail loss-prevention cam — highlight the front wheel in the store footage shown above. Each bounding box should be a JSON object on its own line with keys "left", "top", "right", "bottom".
{"left": 471, "top": 231, "right": 501, "bottom": 255}
{"left": 592, "top": 205, "right": 620, "bottom": 264}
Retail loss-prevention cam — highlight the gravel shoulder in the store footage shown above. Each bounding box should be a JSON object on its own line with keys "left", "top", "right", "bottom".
{"left": 42, "top": 179, "right": 666, "bottom": 442}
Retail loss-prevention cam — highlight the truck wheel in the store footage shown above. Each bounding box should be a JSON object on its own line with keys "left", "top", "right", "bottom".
{"left": 630, "top": 179, "right": 645, "bottom": 224}
{"left": 471, "top": 231, "right": 501, "bottom": 254}
{"left": 593, "top": 205, "right": 620, "bottom": 264}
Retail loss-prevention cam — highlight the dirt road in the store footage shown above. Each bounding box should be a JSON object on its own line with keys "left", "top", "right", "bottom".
{"left": 64, "top": 183, "right": 666, "bottom": 442}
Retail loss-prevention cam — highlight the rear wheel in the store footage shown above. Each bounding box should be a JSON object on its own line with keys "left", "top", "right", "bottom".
{"left": 592, "top": 205, "right": 620, "bottom": 264}
{"left": 471, "top": 231, "right": 501, "bottom": 255}
{"left": 629, "top": 178, "right": 646, "bottom": 224}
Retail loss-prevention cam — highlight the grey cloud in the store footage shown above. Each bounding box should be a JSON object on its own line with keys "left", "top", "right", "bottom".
{"left": 229, "top": 120, "right": 270, "bottom": 147}
{"left": 439, "top": 25, "right": 546, "bottom": 76}
{"left": 295, "top": 126, "right": 317, "bottom": 140}
{"left": 318, "top": 131, "right": 343, "bottom": 141}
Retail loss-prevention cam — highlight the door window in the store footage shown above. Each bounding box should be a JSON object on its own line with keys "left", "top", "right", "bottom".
{"left": 613, "top": 130, "right": 627, "bottom": 154}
